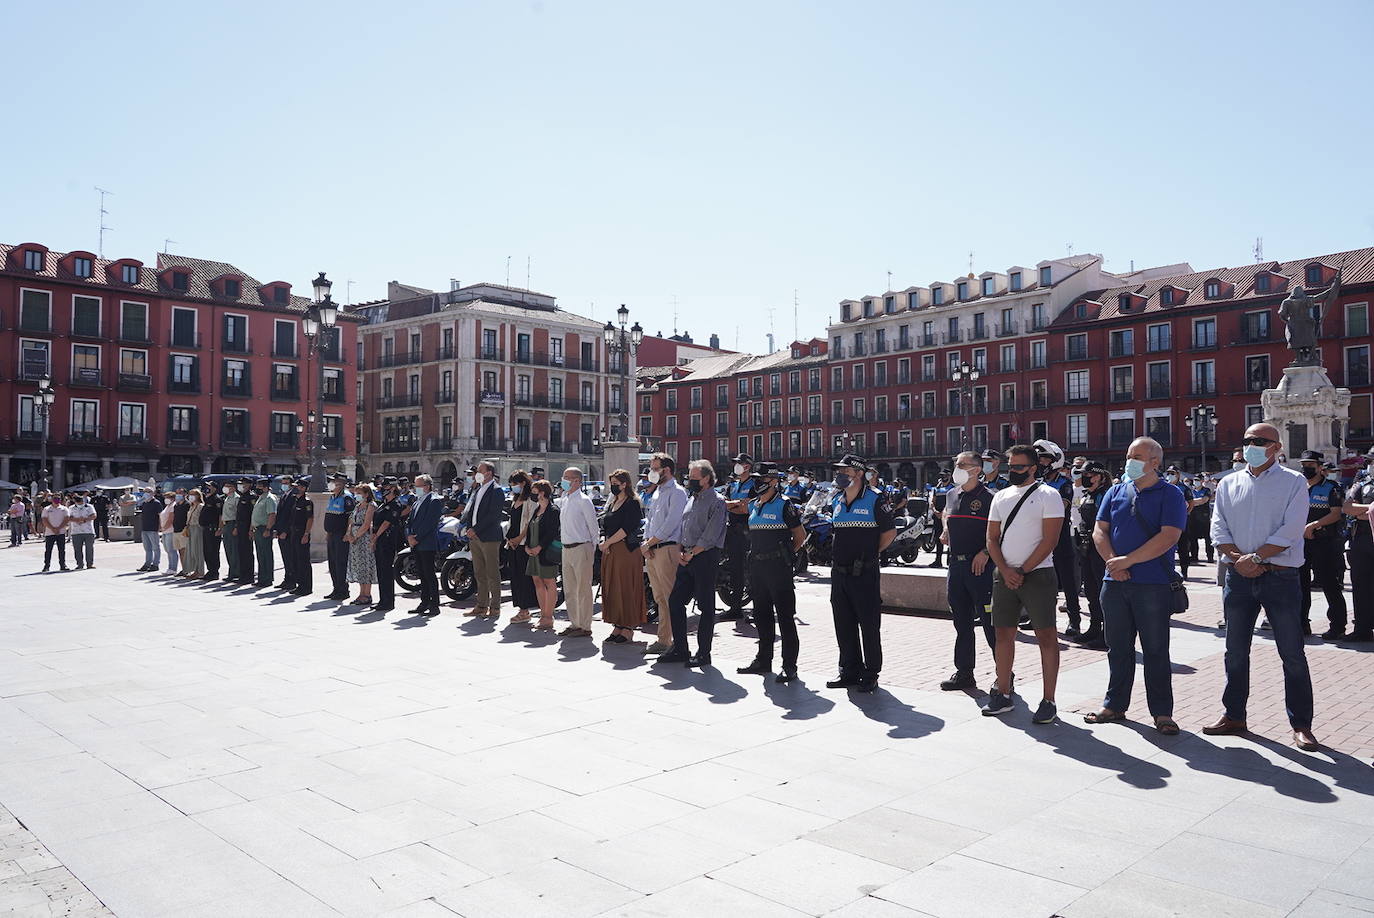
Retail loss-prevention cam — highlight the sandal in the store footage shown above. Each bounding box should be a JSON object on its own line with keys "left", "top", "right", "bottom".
{"left": 1083, "top": 709, "right": 1126, "bottom": 724}
{"left": 1154, "top": 717, "right": 1180, "bottom": 735}
{"left": 535, "top": 621, "right": 554, "bottom": 631}
{"left": 510, "top": 612, "right": 532, "bottom": 624}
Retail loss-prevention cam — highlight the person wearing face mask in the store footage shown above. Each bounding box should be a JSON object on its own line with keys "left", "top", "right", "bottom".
{"left": 719, "top": 453, "right": 757, "bottom": 621}
{"left": 557, "top": 467, "right": 600, "bottom": 637}
{"left": 1083, "top": 438, "right": 1187, "bottom": 734}
{"left": 200, "top": 482, "right": 222, "bottom": 580}
{"left": 982, "top": 445, "right": 1065, "bottom": 723}
{"left": 599, "top": 469, "right": 646, "bottom": 644}
{"left": 641, "top": 453, "right": 688, "bottom": 655}
{"left": 233, "top": 476, "right": 257, "bottom": 585}
{"left": 938, "top": 452, "right": 997, "bottom": 692}
{"left": 137, "top": 489, "right": 165, "bottom": 572}
{"left": 505, "top": 471, "right": 539, "bottom": 623}
{"left": 1072, "top": 462, "right": 1111, "bottom": 649}
{"left": 403, "top": 474, "right": 443, "bottom": 615}
{"left": 249, "top": 477, "right": 278, "bottom": 588}
{"left": 1340, "top": 462, "right": 1374, "bottom": 643}
{"left": 783, "top": 467, "right": 807, "bottom": 502}
{"left": 1162, "top": 468, "right": 1194, "bottom": 578}
{"left": 321, "top": 473, "right": 356, "bottom": 600}
{"left": 459, "top": 460, "right": 505, "bottom": 619}
{"left": 1206, "top": 423, "right": 1319, "bottom": 750}
{"left": 825, "top": 455, "right": 896, "bottom": 692}
{"left": 1295, "top": 450, "right": 1348, "bottom": 640}
{"left": 1033, "top": 440, "right": 1082, "bottom": 637}
{"left": 981, "top": 450, "right": 1009, "bottom": 493}
{"left": 637, "top": 468, "right": 656, "bottom": 513}
{"left": 657, "top": 459, "right": 726, "bottom": 666}
{"left": 286, "top": 478, "right": 315, "bottom": 595}
{"left": 272, "top": 476, "right": 298, "bottom": 591}
{"left": 926, "top": 472, "right": 950, "bottom": 568}
{"left": 182, "top": 488, "right": 205, "bottom": 578}
{"left": 1185, "top": 474, "right": 1215, "bottom": 566}
{"left": 369, "top": 479, "right": 403, "bottom": 613}
{"left": 737, "top": 463, "right": 806, "bottom": 682}
{"left": 171, "top": 489, "right": 191, "bottom": 574}
{"left": 220, "top": 482, "right": 240, "bottom": 581}
{"left": 67, "top": 491, "right": 96, "bottom": 570}
{"left": 39, "top": 493, "right": 70, "bottom": 573}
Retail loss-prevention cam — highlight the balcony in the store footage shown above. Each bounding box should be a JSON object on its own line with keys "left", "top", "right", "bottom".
{"left": 436, "top": 390, "right": 456, "bottom": 405}
{"left": 119, "top": 327, "right": 151, "bottom": 345}
{"left": 995, "top": 321, "right": 1018, "bottom": 338}
{"left": 896, "top": 336, "right": 912, "bottom": 351}
{"left": 716, "top": 422, "right": 730, "bottom": 435}
{"left": 170, "top": 331, "right": 203, "bottom": 350}
{"left": 873, "top": 341, "right": 889, "bottom": 354}
{"left": 169, "top": 377, "right": 201, "bottom": 395}
{"left": 572, "top": 399, "right": 601, "bottom": 413}
{"left": 65, "top": 426, "right": 105, "bottom": 446}
{"left": 919, "top": 334, "right": 936, "bottom": 348}
{"left": 1031, "top": 394, "right": 1048, "bottom": 410}
{"left": 69, "top": 367, "right": 104, "bottom": 388}
{"left": 221, "top": 338, "right": 252, "bottom": 354}
{"left": 378, "top": 394, "right": 422, "bottom": 410}
{"left": 1190, "top": 338, "right": 1219, "bottom": 352}
{"left": 322, "top": 389, "right": 345, "bottom": 403}
{"left": 769, "top": 415, "right": 782, "bottom": 427}
{"left": 220, "top": 433, "right": 251, "bottom": 450}
{"left": 436, "top": 345, "right": 456, "bottom": 361}
{"left": 117, "top": 372, "right": 152, "bottom": 392}
{"left": 1147, "top": 383, "right": 1171, "bottom": 399}
{"left": 969, "top": 326, "right": 989, "bottom": 342}
{"left": 322, "top": 436, "right": 343, "bottom": 450}
{"left": 270, "top": 433, "right": 299, "bottom": 450}
{"left": 1190, "top": 382, "right": 1218, "bottom": 396}
{"left": 167, "top": 430, "right": 199, "bottom": 447}
{"left": 271, "top": 343, "right": 298, "bottom": 358}
{"left": 271, "top": 384, "right": 300, "bottom": 401}
{"left": 70, "top": 323, "right": 103, "bottom": 342}
{"left": 478, "top": 390, "right": 505, "bottom": 406}
{"left": 1108, "top": 343, "right": 1134, "bottom": 358}
{"left": 1000, "top": 397, "right": 1016, "bottom": 412}
{"left": 715, "top": 396, "right": 729, "bottom": 409}
{"left": 788, "top": 413, "right": 802, "bottom": 426}
{"left": 221, "top": 382, "right": 251, "bottom": 398}
{"left": 808, "top": 411, "right": 822, "bottom": 424}
{"left": 375, "top": 351, "right": 420, "bottom": 369}
{"left": 1233, "top": 328, "right": 1271, "bottom": 346}
{"left": 117, "top": 433, "right": 150, "bottom": 447}
{"left": 1111, "top": 389, "right": 1134, "bottom": 403}
{"left": 479, "top": 346, "right": 505, "bottom": 362}
{"left": 1065, "top": 345, "right": 1092, "bottom": 362}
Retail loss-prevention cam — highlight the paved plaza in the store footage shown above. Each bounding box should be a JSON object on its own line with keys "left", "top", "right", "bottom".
{"left": 1, "top": 538, "right": 1372, "bottom": 917}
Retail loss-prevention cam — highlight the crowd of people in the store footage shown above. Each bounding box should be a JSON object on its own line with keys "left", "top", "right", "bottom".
{"left": 13, "top": 420, "right": 1369, "bottom": 751}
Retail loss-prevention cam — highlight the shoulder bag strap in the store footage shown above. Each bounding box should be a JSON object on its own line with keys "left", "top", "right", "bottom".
{"left": 997, "top": 486, "right": 1041, "bottom": 548}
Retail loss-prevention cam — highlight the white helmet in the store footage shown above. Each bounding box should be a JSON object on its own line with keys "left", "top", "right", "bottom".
{"left": 1032, "top": 438, "right": 1065, "bottom": 470}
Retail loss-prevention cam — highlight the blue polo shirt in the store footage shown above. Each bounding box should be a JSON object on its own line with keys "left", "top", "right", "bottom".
{"left": 1095, "top": 478, "right": 1189, "bottom": 584}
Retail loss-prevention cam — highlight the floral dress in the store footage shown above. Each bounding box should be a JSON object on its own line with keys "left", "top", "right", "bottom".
{"left": 347, "top": 501, "right": 377, "bottom": 584}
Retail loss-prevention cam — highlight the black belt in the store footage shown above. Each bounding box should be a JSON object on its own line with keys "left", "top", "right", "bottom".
{"left": 832, "top": 559, "right": 875, "bottom": 576}
{"left": 654, "top": 540, "right": 678, "bottom": 548}
{"left": 564, "top": 542, "right": 586, "bottom": 549}
{"left": 752, "top": 549, "right": 790, "bottom": 562}
{"left": 951, "top": 552, "right": 983, "bottom": 563}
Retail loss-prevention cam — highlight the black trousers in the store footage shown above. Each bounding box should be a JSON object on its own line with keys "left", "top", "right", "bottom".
{"left": 669, "top": 548, "right": 720, "bottom": 655}
{"left": 1178, "top": 528, "right": 1197, "bottom": 574}
{"left": 723, "top": 525, "right": 749, "bottom": 609}
{"left": 930, "top": 515, "right": 944, "bottom": 564}
{"left": 1300, "top": 542, "right": 1348, "bottom": 629}
{"left": 1079, "top": 540, "right": 1106, "bottom": 632}
{"left": 44, "top": 535, "right": 67, "bottom": 568}
{"left": 236, "top": 530, "right": 254, "bottom": 582}
{"left": 96, "top": 513, "right": 109, "bottom": 540}
{"left": 832, "top": 563, "right": 882, "bottom": 679}
{"left": 203, "top": 527, "right": 220, "bottom": 576}
{"left": 292, "top": 535, "right": 312, "bottom": 593}
{"left": 375, "top": 541, "right": 397, "bottom": 608}
{"left": 948, "top": 556, "right": 994, "bottom": 674}
{"left": 1349, "top": 546, "right": 1374, "bottom": 635}
{"left": 326, "top": 531, "right": 349, "bottom": 595}
{"left": 415, "top": 548, "right": 439, "bottom": 609}
{"left": 276, "top": 531, "right": 295, "bottom": 586}
{"left": 1053, "top": 530, "right": 1080, "bottom": 617}
{"left": 750, "top": 559, "right": 798, "bottom": 668}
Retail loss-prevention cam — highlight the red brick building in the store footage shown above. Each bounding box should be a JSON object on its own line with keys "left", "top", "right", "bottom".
{"left": 0, "top": 243, "right": 361, "bottom": 487}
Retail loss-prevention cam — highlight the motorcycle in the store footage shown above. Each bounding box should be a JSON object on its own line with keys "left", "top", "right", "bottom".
{"left": 884, "top": 495, "right": 936, "bottom": 564}
{"left": 395, "top": 517, "right": 467, "bottom": 594}
{"left": 799, "top": 501, "right": 834, "bottom": 569}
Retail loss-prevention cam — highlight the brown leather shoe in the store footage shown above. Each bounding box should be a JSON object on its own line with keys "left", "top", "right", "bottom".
{"left": 1201, "top": 716, "right": 1247, "bottom": 736}
{"left": 1293, "top": 729, "right": 1320, "bottom": 751}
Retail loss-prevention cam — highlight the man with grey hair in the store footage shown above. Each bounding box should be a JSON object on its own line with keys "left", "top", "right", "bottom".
{"left": 559, "top": 466, "right": 600, "bottom": 637}
{"left": 658, "top": 459, "right": 727, "bottom": 666}
{"left": 405, "top": 473, "right": 444, "bottom": 616}
{"left": 461, "top": 459, "right": 506, "bottom": 619}
{"left": 1084, "top": 437, "right": 1187, "bottom": 734}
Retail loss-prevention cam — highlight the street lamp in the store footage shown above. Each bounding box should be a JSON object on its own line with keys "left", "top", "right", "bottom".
{"left": 35, "top": 374, "right": 55, "bottom": 491}
{"left": 602, "top": 304, "right": 643, "bottom": 443}
{"left": 951, "top": 361, "right": 982, "bottom": 452}
{"left": 302, "top": 272, "right": 340, "bottom": 493}
{"left": 1184, "top": 404, "right": 1218, "bottom": 475}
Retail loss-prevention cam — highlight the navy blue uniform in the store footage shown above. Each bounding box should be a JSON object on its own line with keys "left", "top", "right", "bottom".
{"left": 1346, "top": 479, "right": 1374, "bottom": 637}
{"left": 324, "top": 491, "right": 356, "bottom": 597}
{"left": 1076, "top": 483, "right": 1110, "bottom": 637}
{"left": 830, "top": 489, "right": 895, "bottom": 682}
{"left": 1301, "top": 478, "right": 1347, "bottom": 631}
{"left": 1043, "top": 472, "right": 1080, "bottom": 624}
{"left": 945, "top": 484, "right": 995, "bottom": 676}
{"left": 722, "top": 479, "right": 755, "bottom": 611}
{"left": 747, "top": 495, "right": 802, "bottom": 670}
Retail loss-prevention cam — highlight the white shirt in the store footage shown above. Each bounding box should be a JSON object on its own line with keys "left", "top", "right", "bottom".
{"left": 988, "top": 482, "right": 1064, "bottom": 570}
{"left": 644, "top": 477, "right": 687, "bottom": 543}
{"left": 464, "top": 477, "right": 495, "bottom": 523}
{"left": 42, "top": 505, "right": 70, "bottom": 533}
{"left": 558, "top": 487, "right": 600, "bottom": 544}
{"left": 67, "top": 502, "right": 96, "bottom": 535}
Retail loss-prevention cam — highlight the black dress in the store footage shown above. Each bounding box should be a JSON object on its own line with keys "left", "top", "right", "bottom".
{"left": 508, "top": 498, "right": 538, "bottom": 610}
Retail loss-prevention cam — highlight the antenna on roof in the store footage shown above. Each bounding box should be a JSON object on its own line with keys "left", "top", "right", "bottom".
{"left": 95, "top": 186, "right": 113, "bottom": 258}
{"left": 163, "top": 238, "right": 177, "bottom": 254}
{"left": 968, "top": 252, "right": 974, "bottom": 275}
{"left": 886, "top": 270, "right": 892, "bottom": 291}
{"left": 793, "top": 289, "right": 799, "bottom": 341}
{"left": 1254, "top": 237, "right": 1264, "bottom": 263}
{"left": 526, "top": 255, "right": 531, "bottom": 290}
{"left": 672, "top": 295, "right": 679, "bottom": 335}
{"left": 505, "top": 256, "right": 511, "bottom": 286}
{"left": 767, "top": 306, "right": 776, "bottom": 350}
{"left": 346, "top": 279, "right": 356, "bottom": 304}
{"left": 1066, "top": 242, "right": 1074, "bottom": 257}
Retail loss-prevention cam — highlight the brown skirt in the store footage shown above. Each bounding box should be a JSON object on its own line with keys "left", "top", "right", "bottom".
{"left": 600, "top": 541, "right": 647, "bottom": 627}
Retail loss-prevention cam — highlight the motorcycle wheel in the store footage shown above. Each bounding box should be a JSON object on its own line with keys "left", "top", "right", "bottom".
{"left": 918, "top": 532, "right": 938, "bottom": 554}
{"left": 441, "top": 558, "right": 476, "bottom": 601}
{"left": 900, "top": 547, "right": 919, "bottom": 564}
{"left": 793, "top": 550, "right": 809, "bottom": 576}
{"left": 716, "top": 563, "right": 750, "bottom": 610}
{"left": 394, "top": 553, "right": 422, "bottom": 593}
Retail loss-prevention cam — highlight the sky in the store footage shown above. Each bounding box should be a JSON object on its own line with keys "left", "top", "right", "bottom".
{"left": 5, "top": 0, "right": 1372, "bottom": 353}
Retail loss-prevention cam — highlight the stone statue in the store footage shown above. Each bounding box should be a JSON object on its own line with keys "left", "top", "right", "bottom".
{"left": 1278, "top": 272, "right": 1341, "bottom": 367}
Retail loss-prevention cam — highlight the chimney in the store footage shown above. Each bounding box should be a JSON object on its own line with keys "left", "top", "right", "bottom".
{"left": 709, "top": 333, "right": 720, "bottom": 349}
{"left": 450, "top": 278, "right": 461, "bottom": 291}
{"left": 766, "top": 333, "right": 775, "bottom": 353}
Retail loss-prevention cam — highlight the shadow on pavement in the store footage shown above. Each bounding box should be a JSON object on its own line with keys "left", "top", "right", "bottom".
{"left": 760, "top": 676, "right": 835, "bottom": 720}
{"left": 848, "top": 689, "right": 943, "bottom": 739}
{"left": 647, "top": 659, "right": 749, "bottom": 706}
{"left": 993, "top": 708, "right": 1172, "bottom": 790}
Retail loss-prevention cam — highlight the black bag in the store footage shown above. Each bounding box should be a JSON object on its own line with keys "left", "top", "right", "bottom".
{"left": 1128, "top": 487, "right": 1189, "bottom": 614}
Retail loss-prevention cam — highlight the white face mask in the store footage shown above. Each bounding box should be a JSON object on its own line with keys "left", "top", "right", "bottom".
{"left": 1233, "top": 461, "right": 1246, "bottom": 470}
{"left": 734, "top": 464, "right": 745, "bottom": 476}
{"left": 236, "top": 485, "right": 246, "bottom": 493}
{"left": 415, "top": 486, "right": 429, "bottom": 496}
{"left": 952, "top": 467, "right": 972, "bottom": 486}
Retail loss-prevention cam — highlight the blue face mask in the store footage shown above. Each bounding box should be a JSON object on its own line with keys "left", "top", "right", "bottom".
{"left": 834, "top": 472, "right": 852, "bottom": 490}
{"left": 560, "top": 479, "right": 573, "bottom": 491}
{"left": 1243, "top": 444, "right": 1270, "bottom": 467}
{"left": 1123, "top": 458, "right": 1147, "bottom": 481}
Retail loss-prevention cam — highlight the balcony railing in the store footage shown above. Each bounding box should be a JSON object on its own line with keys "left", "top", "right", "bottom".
{"left": 167, "top": 431, "right": 198, "bottom": 447}
{"left": 119, "top": 328, "right": 151, "bottom": 345}
{"left": 220, "top": 434, "right": 251, "bottom": 449}
{"left": 65, "top": 426, "right": 105, "bottom": 446}
{"left": 70, "top": 367, "right": 104, "bottom": 388}
{"left": 221, "top": 382, "right": 251, "bottom": 398}
{"left": 271, "top": 385, "right": 300, "bottom": 401}
{"left": 322, "top": 389, "right": 345, "bottom": 403}
{"left": 169, "top": 377, "right": 201, "bottom": 394}
{"left": 117, "top": 433, "right": 150, "bottom": 447}
{"left": 270, "top": 433, "right": 299, "bottom": 450}
{"left": 1146, "top": 383, "right": 1171, "bottom": 399}
{"left": 271, "top": 343, "right": 298, "bottom": 358}
{"left": 479, "top": 346, "right": 505, "bottom": 362}
{"left": 1111, "top": 389, "right": 1134, "bottom": 403}
{"left": 380, "top": 440, "right": 420, "bottom": 454}
{"left": 436, "top": 345, "right": 456, "bottom": 361}
{"left": 374, "top": 351, "right": 420, "bottom": 369}
{"left": 170, "top": 332, "right": 203, "bottom": 349}
{"left": 222, "top": 338, "right": 252, "bottom": 354}
{"left": 117, "top": 372, "right": 152, "bottom": 391}
{"left": 377, "top": 394, "right": 422, "bottom": 409}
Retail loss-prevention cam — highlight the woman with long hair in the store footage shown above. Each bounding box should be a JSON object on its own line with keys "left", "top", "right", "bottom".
{"left": 599, "top": 468, "right": 646, "bottom": 643}
{"left": 506, "top": 471, "right": 538, "bottom": 624}
{"left": 345, "top": 483, "right": 378, "bottom": 605}
{"left": 524, "top": 479, "right": 561, "bottom": 630}
{"left": 183, "top": 488, "right": 206, "bottom": 578}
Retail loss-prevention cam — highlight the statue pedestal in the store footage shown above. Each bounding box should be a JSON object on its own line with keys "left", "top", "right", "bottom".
{"left": 600, "top": 441, "right": 643, "bottom": 481}
{"left": 1261, "top": 365, "right": 1351, "bottom": 466}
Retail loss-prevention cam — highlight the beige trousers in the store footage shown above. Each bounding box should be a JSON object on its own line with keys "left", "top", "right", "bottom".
{"left": 563, "top": 542, "right": 596, "bottom": 629}
{"left": 645, "top": 543, "right": 682, "bottom": 643}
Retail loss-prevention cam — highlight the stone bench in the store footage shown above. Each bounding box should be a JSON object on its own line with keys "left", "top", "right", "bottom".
{"left": 880, "top": 566, "right": 950, "bottom": 615}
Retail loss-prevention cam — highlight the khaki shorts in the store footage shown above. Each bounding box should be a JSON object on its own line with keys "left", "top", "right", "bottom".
{"left": 991, "top": 566, "right": 1059, "bottom": 629}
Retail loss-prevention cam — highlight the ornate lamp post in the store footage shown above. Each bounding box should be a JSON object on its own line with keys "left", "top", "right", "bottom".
{"left": 1185, "top": 404, "right": 1218, "bottom": 474}
{"left": 602, "top": 304, "right": 643, "bottom": 443}
{"left": 302, "top": 273, "right": 339, "bottom": 492}
{"left": 951, "top": 361, "right": 982, "bottom": 452}
{"left": 35, "top": 374, "right": 55, "bottom": 491}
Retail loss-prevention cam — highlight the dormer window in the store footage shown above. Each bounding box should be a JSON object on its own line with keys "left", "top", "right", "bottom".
{"left": 883, "top": 296, "right": 894, "bottom": 313}
{"left": 1256, "top": 274, "right": 1271, "bottom": 294}
{"left": 982, "top": 277, "right": 995, "bottom": 296}
{"left": 1118, "top": 293, "right": 1132, "bottom": 312}
{"left": 273, "top": 287, "right": 289, "bottom": 304}
{"left": 841, "top": 303, "right": 851, "bottom": 321}
{"left": 956, "top": 281, "right": 969, "bottom": 300}
{"left": 862, "top": 299, "right": 874, "bottom": 318}
{"left": 73, "top": 257, "right": 92, "bottom": 278}
{"left": 1039, "top": 266, "right": 1052, "bottom": 286}
{"left": 931, "top": 287, "right": 944, "bottom": 306}
{"left": 1305, "top": 264, "right": 1323, "bottom": 286}
{"left": 23, "top": 249, "right": 43, "bottom": 271}
{"left": 1204, "top": 281, "right": 1220, "bottom": 298}
{"left": 1160, "top": 288, "right": 1174, "bottom": 307}
{"left": 171, "top": 271, "right": 189, "bottom": 290}
{"left": 792, "top": 347, "right": 802, "bottom": 359}
{"left": 1009, "top": 271, "right": 1022, "bottom": 291}
{"left": 224, "top": 279, "right": 241, "bottom": 298}
{"left": 906, "top": 292, "right": 919, "bottom": 309}
{"left": 1076, "top": 303, "right": 1088, "bottom": 318}
{"left": 121, "top": 264, "right": 139, "bottom": 284}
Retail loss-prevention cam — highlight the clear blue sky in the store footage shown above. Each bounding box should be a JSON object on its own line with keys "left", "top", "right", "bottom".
{"left": 6, "top": 0, "right": 1371, "bottom": 351}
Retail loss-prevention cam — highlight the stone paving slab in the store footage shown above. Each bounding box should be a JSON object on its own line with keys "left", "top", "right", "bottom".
{"left": 2, "top": 538, "right": 1373, "bottom": 917}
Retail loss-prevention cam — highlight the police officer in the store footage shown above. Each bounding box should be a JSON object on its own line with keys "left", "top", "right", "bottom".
{"left": 1298, "top": 450, "right": 1348, "bottom": 639}
{"left": 323, "top": 472, "right": 356, "bottom": 601}
{"left": 234, "top": 476, "right": 257, "bottom": 585}
{"left": 1034, "top": 439, "right": 1080, "bottom": 634}
{"left": 939, "top": 451, "right": 996, "bottom": 691}
{"left": 927, "top": 472, "right": 951, "bottom": 568}
{"left": 200, "top": 482, "right": 222, "bottom": 580}
{"left": 288, "top": 477, "right": 315, "bottom": 595}
{"left": 371, "top": 477, "right": 403, "bottom": 613}
{"left": 250, "top": 477, "right": 277, "bottom": 586}
{"left": 737, "top": 463, "right": 806, "bottom": 683}
{"left": 719, "top": 452, "right": 756, "bottom": 620}
{"left": 825, "top": 454, "right": 896, "bottom": 693}
{"left": 1164, "top": 467, "right": 1194, "bottom": 576}
{"left": 783, "top": 467, "right": 808, "bottom": 502}
{"left": 1187, "top": 475, "right": 1214, "bottom": 564}
{"left": 1073, "top": 460, "right": 1111, "bottom": 649}
{"left": 982, "top": 449, "right": 1010, "bottom": 493}
{"left": 273, "top": 475, "right": 299, "bottom": 591}
{"left": 220, "top": 480, "right": 240, "bottom": 581}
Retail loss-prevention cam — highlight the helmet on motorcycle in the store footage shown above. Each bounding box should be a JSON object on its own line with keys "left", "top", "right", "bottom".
{"left": 1032, "top": 439, "right": 1065, "bottom": 470}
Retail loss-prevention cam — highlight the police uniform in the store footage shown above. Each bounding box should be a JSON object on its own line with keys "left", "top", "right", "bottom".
{"left": 221, "top": 486, "right": 240, "bottom": 580}
{"left": 250, "top": 479, "right": 278, "bottom": 586}
{"left": 944, "top": 480, "right": 995, "bottom": 682}
{"left": 985, "top": 476, "right": 1011, "bottom": 494}
{"left": 234, "top": 478, "right": 257, "bottom": 584}
{"left": 928, "top": 481, "right": 950, "bottom": 567}
{"left": 1167, "top": 474, "right": 1194, "bottom": 574}
{"left": 1042, "top": 470, "right": 1080, "bottom": 627}
{"left": 288, "top": 486, "right": 315, "bottom": 594}
{"left": 1075, "top": 468, "right": 1111, "bottom": 643}
{"left": 372, "top": 486, "right": 403, "bottom": 611}
{"left": 828, "top": 456, "right": 895, "bottom": 689}
{"left": 743, "top": 473, "right": 803, "bottom": 678}
{"left": 721, "top": 455, "right": 756, "bottom": 615}
{"left": 200, "top": 489, "right": 222, "bottom": 578}
{"left": 783, "top": 470, "right": 807, "bottom": 502}
{"left": 1344, "top": 476, "right": 1374, "bottom": 640}
{"left": 273, "top": 481, "right": 299, "bottom": 589}
{"left": 1188, "top": 483, "right": 1214, "bottom": 563}
{"left": 323, "top": 476, "right": 356, "bottom": 599}
{"left": 1299, "top": 453, "right": 1347, "bottom": 634}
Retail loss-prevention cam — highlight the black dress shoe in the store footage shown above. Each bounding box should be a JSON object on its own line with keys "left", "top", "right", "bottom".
{"left": 1321, "top": 628, "right": 1348, "bottom": 641}
{"left": 737, "top": 659, "right": 772, "bottom": 675}
{"left": 656, "top": 650, "right": 689, "bottom": 664}
{"left": 1343, "top": 631, "right": 1374, "bottom": 643}
{"left": 415, "top": 605, "right": 440, "bottom": 617}
{"left": 775, "top": 666, "right": 797, "bottom": 684}
{"left": 373, "top": 605, "right": 395, "bottom": 613}
{"left": 292, "top": 588, "right": 311, "bottom": 596}
{"left": 685, "top": 652, "right": 712, "bottom": 667}
{"left": 325, "top": 591, "right": 349, "bottom": 600}
{"left": 275, "top": 581, "right": 292, "bottom": 590}
{"left": 1064, "top": 625, "right": 1082, "bottom": 639}
{"left": 826, "top": 674, "right": 860, "bottom": 689}
{"left": 940, "top": 671, "right": 976, "bottom": 691}
{"left": 856, "top": 676, "right": 879, "bottom": 693}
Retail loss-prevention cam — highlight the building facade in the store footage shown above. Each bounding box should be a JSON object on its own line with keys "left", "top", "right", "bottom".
{"left": 354, "top": 283, "right": 632, "bottom": 484}
{"left": 0, "top": 243, "right": 360, "bottom": 488}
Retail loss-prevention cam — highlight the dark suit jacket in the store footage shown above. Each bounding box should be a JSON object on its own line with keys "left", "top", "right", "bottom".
{"left": 461, "top": 484, "right": 505, "bottom": 543}
{"left": 406, "top": 492, "right": 443, "bottom": 551}
{"left": 529, "top": 505, "right": 561, "bottom": 564}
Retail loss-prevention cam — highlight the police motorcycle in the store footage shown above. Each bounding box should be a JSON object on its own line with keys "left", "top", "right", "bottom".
{"left": 796, "top": 485, "right": 836, "bottom": 572}
{"left": 394, "top": 515, "right": 473, "bottom": 596}
{"left": 884, "top": 491, "right": 938, "bottom": 564}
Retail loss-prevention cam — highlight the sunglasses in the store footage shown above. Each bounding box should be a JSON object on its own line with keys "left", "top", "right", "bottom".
{"left": 1242, "top": 436, "right": 1276, "bottom": 447}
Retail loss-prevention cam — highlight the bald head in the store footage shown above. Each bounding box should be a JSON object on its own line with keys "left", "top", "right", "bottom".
{"left": 1128, "top": 437, "right": 1164, "bottom": 464}
{"left": 1246, "top": 422, "right": 1280, "bottom": 443}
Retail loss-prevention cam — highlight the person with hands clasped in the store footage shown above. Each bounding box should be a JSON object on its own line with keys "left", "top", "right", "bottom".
{"left": 938, "top": 451, "right": 997, "bottom": 692}
{"left": 1083, "top": 438, "right": 1187, "bottom": 734}
{"left": 982, "top": 444, "right": 1065, "bottom": 723}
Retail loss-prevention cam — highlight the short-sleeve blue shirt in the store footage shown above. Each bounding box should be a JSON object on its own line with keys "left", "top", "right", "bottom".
{"left": 1095, "top": 478, "right": 1189, "bottom": 584}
